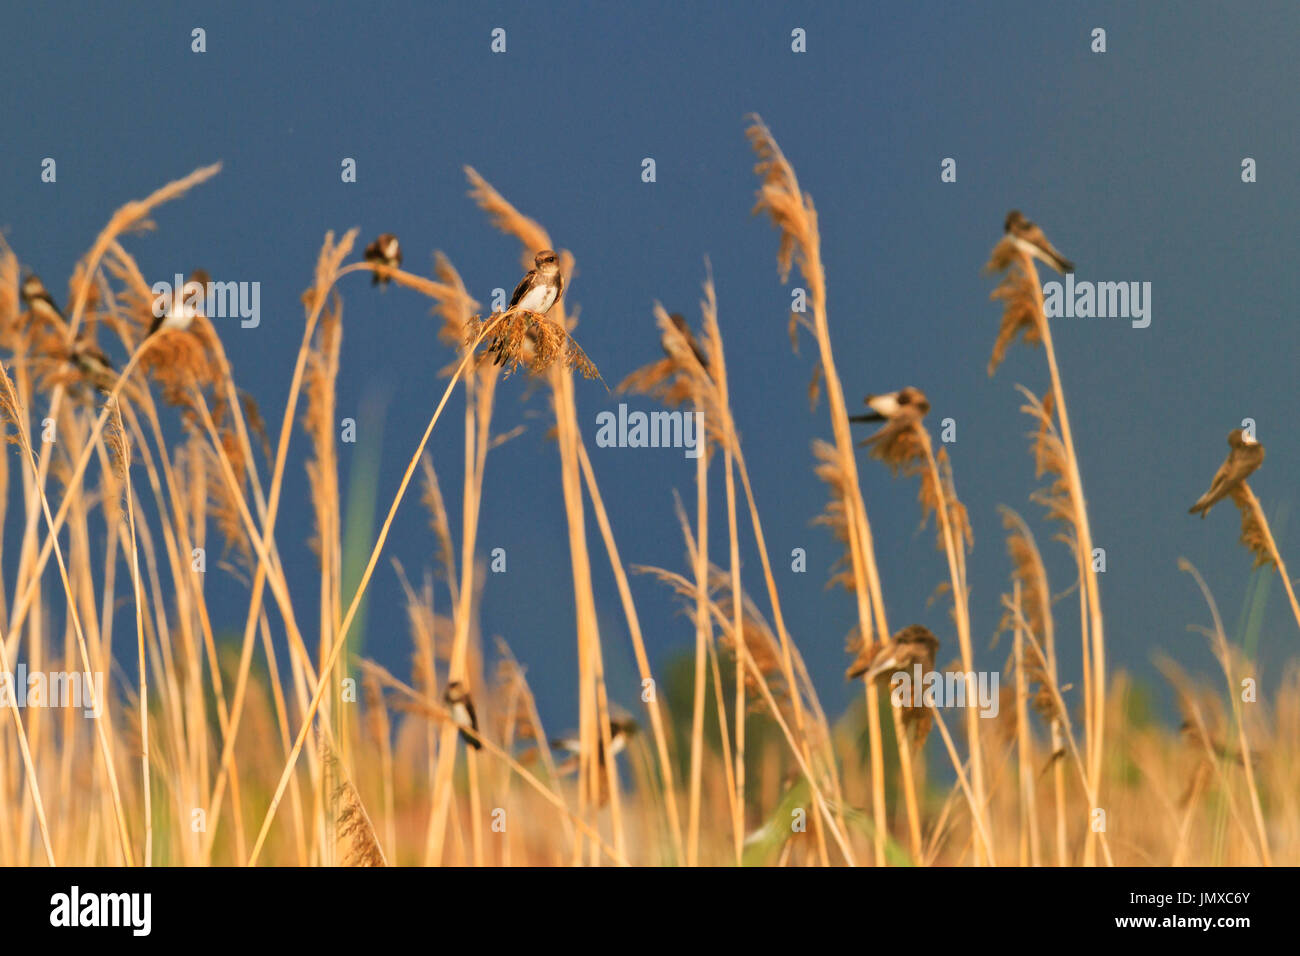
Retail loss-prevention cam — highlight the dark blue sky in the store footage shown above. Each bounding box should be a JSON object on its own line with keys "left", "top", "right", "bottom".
{"left": 4, "top": 1, "right": 1298, "bottom": 729}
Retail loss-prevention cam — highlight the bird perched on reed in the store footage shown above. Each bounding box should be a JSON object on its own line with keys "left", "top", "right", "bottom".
{"left": 846, "top": 624, "right": 940, "bottom": 683}
{"left": 850, "top": 386, "right": 930, "bottom": 449}
{"left": 1188, "top": 428, "right": 1264, "bottom": 518}
{"left": 550, "top": 716, "right": 638, "bottom": 806}
{"left": 443, "top": 681, "right": 481, "bottom": 750}
{"left": 20, "top": 274, "right": 67, "bottom": 330}
{"left": 364, "top": 233, "right": 402, "bottom": 288}
{"left": 1004, "top": 210, "right": 1074, "bottom": 274}
{"left": 68, "top": 336, "right": 116, "bottom": 392}
{"left": 486, "top": 250, "right": 565, "bottom": 366}
{"left": 148, "top": 270, "right": 209, "bottom": 336}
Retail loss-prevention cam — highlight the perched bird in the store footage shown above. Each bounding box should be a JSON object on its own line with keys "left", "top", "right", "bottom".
{"left": 1188, "top": 428, "right": 1264, "bottom": 518}
{"left": 148, "top": 270, "right": 209, "bottom": 337}
{"left": 486, "top": 250, "right": 565, "bottom": 365}
{"left": 550, "top": 716, "right": 638, "bottom": 807}
{"left": 443, "top": 681, "right": 482, "bottom": 751}
{"left": 1004, "top": 210, "right": 1074, "bottom": 274}
{"left": 20, "top": 274, "right": 67, "bottom": 329}
{"left": 364, "top": 233, "right": 402, "bottom": 288}
{"left": 507, "top": 250, "right": 564, "bottom": 316}
{"left": 1179, "top": 719, "right": 1261, "bottom": 768}
{"left": 68, "top": 336, "right": 116, "bottom": 392}
{"left": 846, "top": 624, "right": 940, "bottom": 682}
{"left": 661, "top": 312, "right": 710, "bottom": 374}
{"left": 552, "top": 716, "right": 638, "bottom": 765}
{"left": 849, "top": 386, "right": 930, "bottom": 447}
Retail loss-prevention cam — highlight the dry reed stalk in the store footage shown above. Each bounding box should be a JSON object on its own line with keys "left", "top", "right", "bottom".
{"left": 461, "top": 166, "right": 624, "bottom": 864}
{"left": 693, "top": 282, "right": 751, "bottom": 863}
{"left": 854, "top": 403, "right": 982, "bottom": 860}
{"left": 1178, "top": 560, "right": 1272, "bottom": 865}
{"left": 0, "top": 363, "right": 133, "bottom": 864}
{"left": 670, "top": 492, "right": 744, "bottom": 863}
{"left": 1005, "top": 602, "right": 1115, "bottom": 865}
{"left": 999, "top": 505, "right": 1067, "bottom": 864}
{"left": 988, "top": 237, "right": 1107, "bottom": 863}
{"left": 247, "top": 307, "right": 514, "bottom": 865}
{"left": 574, "top": 441, "right": 685, "bottom": 861}
{"left": 748, "top": 116, "right": 913, "bottom": 864}
{"left": 1010, "top": 582, "right": 1042, "bottom": 866}
{"left": 111, "top": 403, "right": 153, "bottom": 865}
{"left": 687, "top": 415, "right": 711, "bottom": 865}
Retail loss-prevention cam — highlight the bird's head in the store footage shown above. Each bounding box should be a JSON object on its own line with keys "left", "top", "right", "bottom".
{"left": 899, "top": 621, "right": 941, "bottom": 658}
{"left": 444, "top": 681, "right": 470, "bottom": 705}
{"left": 535, "top": 249, "right": 560, "bottom": 274}
{"left": 1004, "top": 210, "right": 1026, "bottom": 233}
{"left": 897, "top": 386, "right": 931, "bottom": 416}
{"left": 20, "top": 273, "right": 47, "bottom": 304}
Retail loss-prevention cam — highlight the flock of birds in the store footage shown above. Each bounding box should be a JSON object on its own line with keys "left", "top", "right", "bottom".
{"left": 8, "top": 211, "right": 1264, "bottom": 788}
{"left": 365, "top": 212, "right": 1270, "bottom": 772}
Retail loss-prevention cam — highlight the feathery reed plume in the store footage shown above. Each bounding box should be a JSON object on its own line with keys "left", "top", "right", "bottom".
{"left": 320, "top": 730, "right": 387, "bottom": 866}
{"left": 1227, "top": 481, "right": 1300, "bottom": 636}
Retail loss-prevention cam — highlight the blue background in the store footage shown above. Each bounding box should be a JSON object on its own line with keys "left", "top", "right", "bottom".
{"left": 3, "top": 1, "right": 1297, "bottom": 730}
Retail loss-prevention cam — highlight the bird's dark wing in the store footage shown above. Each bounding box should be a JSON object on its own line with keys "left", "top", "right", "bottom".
{"left": 88, "top": 345, "right": 114, "bottom": 372}
{"left": 508, "top": 270, "right": 538, "bottom": 309}
{"left": 147, "top": 313, "right": 165, "bottom": 337}
{"left": 459, "top": 699, "right": 482, "bottom": 750}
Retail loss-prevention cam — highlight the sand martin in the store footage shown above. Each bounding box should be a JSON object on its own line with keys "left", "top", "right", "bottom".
{"left": 443, "top": 680, "right": 482, "bottom": 750}
{"left": 487, "top": 250, "right": 565, "bottom": 365}
{"left": 551, "top": 716, "right": 637, "bottom": 805}
{"left": 846, "top": 624, "right": 940, "bottom": 682}
{"left": 1004, "top": 210, "right": 1074, "bottom": 274}
{"left": 508, "top": 250, "right": 564, "bottom": 316}
{"left": 849, "top": 386, "right": 930, "bottom": 447}
{"left": 69, "top": 336, "right": 116, "bottom": 391}
{"left": 1189, "top": 428, "right": 1264, "bottom": 518}
{"left": 364, "top": 233, "right": 402, "bottom": 288}
{"left": 148, "top": 270, "right": 209, "bottom": 337}
{"left": 552, "top": 716, "right": 637, "bottom": 764}
{"left": 20, "top": 274, "right": 67, "bottom": 329}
